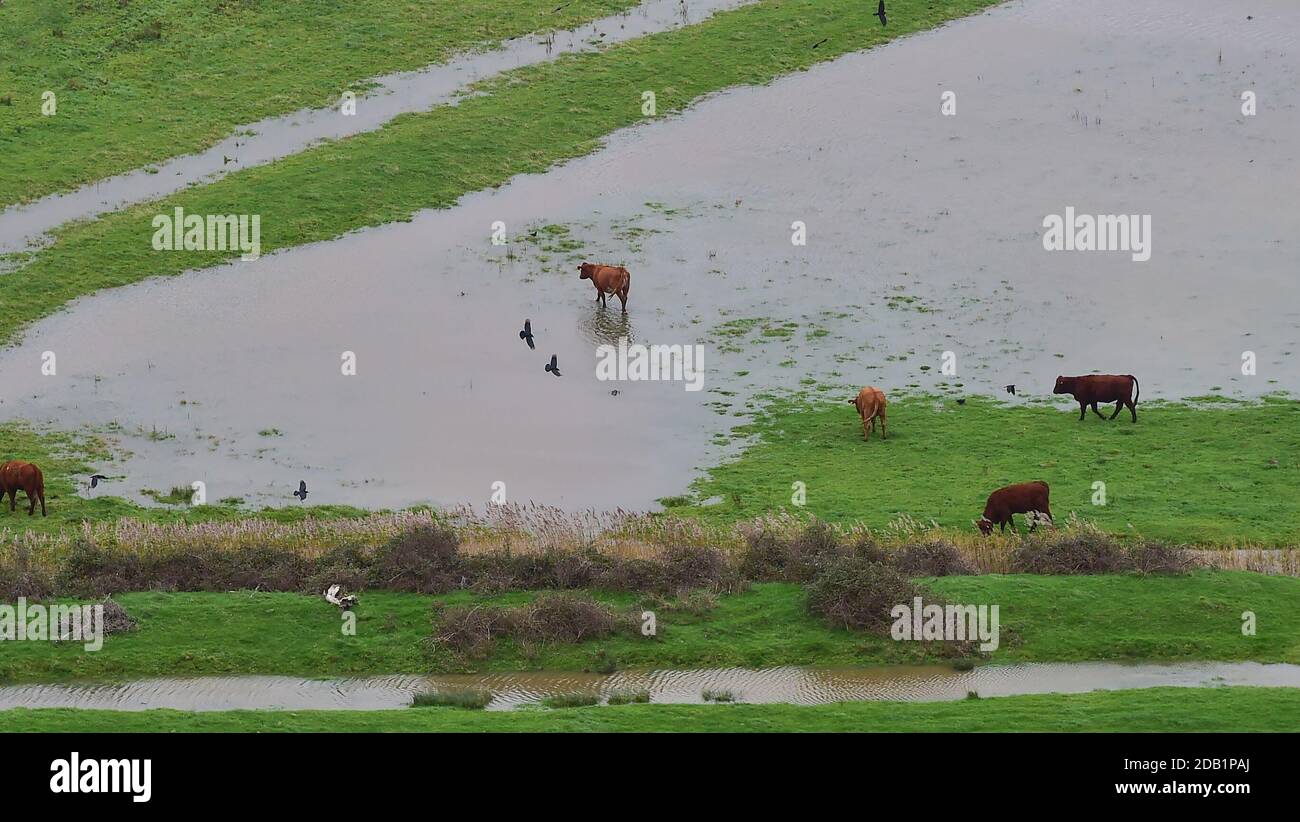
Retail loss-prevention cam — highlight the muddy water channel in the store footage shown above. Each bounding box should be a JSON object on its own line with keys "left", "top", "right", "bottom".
{"left": 1, "top": 662, "right": 1297, "bottom": 712}
{"left": 0, "top": 0, "right": 1295, "bottom": 511}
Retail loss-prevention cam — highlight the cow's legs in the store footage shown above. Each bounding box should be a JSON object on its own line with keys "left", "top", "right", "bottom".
{"left": 617, "top": 285, "right": 629, "bottom": 311}
{"left": 1109, "top": 400, "right": 1123, "bottom": 420}
{"left": 26, "top": 490, "right": 36, "bottom": 516}
{"left": 1078, "top": 401, "right": 1088, "bottom": 421}
{"left": 7, "top": 489, "right": 14, "bottom": 512}
{"left": 1128, "top": 399, "right": 1138, "bottom": 423}
{"left": 1090, "top": 401, "right": 1107, "bottom": 420}
{"left": 879, "top": 409, "right": 887, "bottom": 440}
{"left": 861, "top": 416, "right": 871, "bottom": 441}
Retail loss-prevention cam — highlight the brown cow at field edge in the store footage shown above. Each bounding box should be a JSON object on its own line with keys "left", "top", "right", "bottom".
{"left": 1054, "top": 374, "right": 1140, "bottom": 422}
{"left": 976, "top": 481, "right": 1051, "bottom": 535}
{"left": 0, "top": 460, "right": 46, "bottom": 517}
{"left": 578, "top": 262, "right": 631, "bottom": 310}
{"left": 848, "top": 386, "right": 888, "bottom": 441}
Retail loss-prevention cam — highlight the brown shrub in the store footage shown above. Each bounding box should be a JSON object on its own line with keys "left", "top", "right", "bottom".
{"left": 1127, "top": 541, "right": 1196, "bottom": 576}
{"left": 508, "top": 593, "right": 622, "bottom": 644}
{"left": 895, "top": 540, "right": 976, "bottom": 577}
{"left": 371, "top": 524, "right": 461, "bottom": 592}
{"left": 806, "top": 556, "right": 929, "bottom": 633}
{"left": 739, "top": 519, "right": 846, "bottom": 582}
{"left": 1011, "top": 531, "right": 1129, "bottom": 574}
{"left": 660, "top": 544, "right": 734, "bottom": 593}
{"left": 430, "top": 603, "right": 509, "bottom": 659}
{"left": 430, "top": 593, "right": 624, "bottom": 659}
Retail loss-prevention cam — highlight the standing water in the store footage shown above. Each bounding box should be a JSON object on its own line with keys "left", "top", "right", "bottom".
{"left": 0, "top": 662, "right": 1296, "bottom": 712}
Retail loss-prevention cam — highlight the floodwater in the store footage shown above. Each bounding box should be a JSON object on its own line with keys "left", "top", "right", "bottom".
{"left": 0, "top": 0, "right": 757, "bottom": 253}
{"left": 0, "top": 0, "right": 1296, "bottom": 511}
{"left": 0, "top": 662, "right": 1296, "bottom": 712}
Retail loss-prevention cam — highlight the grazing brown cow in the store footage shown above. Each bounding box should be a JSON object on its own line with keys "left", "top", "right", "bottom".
{"left": 976, "top": 481, "right": 1051, "bottom": 535}
{"left": 0, "top": 460, "right": 47, "bottom": 517}
{"left": 1053, "top": 374, "right": 1140, "bottom": 422}
{"left": 578, "top": 262, "right": 631, "bottom": 310}
{"left": 848, "top": 386, "right": 888, "bottom": 441}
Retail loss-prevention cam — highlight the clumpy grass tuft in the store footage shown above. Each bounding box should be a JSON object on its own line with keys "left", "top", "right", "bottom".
{"left": 543, "top": 692, "right": 600, "bottom": 709}
{"left": 410, "top": 688, "right": 492, "bottom": 709}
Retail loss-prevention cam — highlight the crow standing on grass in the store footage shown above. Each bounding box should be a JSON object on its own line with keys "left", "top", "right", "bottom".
{"left": 294, "top": 480, "right": 308, "bottom": 502}
{"left": 876, "top": 0, "right": 887, "bottom": 26}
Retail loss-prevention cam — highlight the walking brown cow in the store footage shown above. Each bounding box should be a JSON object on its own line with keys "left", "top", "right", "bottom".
{"left": 976, "top": 481, "right": 1051, "bottom": 535}
{"left": 1053, "top": 374, "right": 1140, "bottom": 422}
{"left": 848, "top": 386, "right": 888, "bottom": 441}
{"left": 0, "top": 460, "right": 47, "bottom": 517}
{"left": 578, "top": 262, "right": 631, "bottom": 310}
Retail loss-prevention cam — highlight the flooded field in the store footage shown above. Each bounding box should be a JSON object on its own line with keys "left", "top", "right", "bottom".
{"left": 0, "top": 0, "right": 756, "bottom": 254}
{"left": 1, "top": 661, "right": 1296, "bottom": 712}
{"left": 0, "top": 0, "right": 1295, "bottom": 511}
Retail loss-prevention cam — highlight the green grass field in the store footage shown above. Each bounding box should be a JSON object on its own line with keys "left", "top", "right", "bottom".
{"left": 6, "top": 395, "right": 1300, "bottom": 543}
{"left": 3, "top": 573, "right": 1294, "bottom": 683}
{"left": 2, "top": 687, "right": 1296, "bottom": 732}
{"left": 0, "top": 0, "right": 642, "bottom": 206}
{"left": 680, "top": 395, "right": 1300, "bottom": 544}
{"left": 0, "top": 0, "right": 1000, "bottom": 344}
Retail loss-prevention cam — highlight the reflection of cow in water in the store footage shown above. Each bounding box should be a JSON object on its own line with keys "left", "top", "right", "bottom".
{"left": 579, "top": 263, "right": 630, "bottom": 310}
{"left": 0, "top": 461, "right": 46, "bottom": 517}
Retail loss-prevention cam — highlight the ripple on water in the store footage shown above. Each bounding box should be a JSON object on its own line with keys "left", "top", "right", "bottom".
{"left": 1, "top": 662, "right": 1297, "bottom": 712}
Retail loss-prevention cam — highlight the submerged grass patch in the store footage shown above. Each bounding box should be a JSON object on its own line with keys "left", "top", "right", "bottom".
{"left": 410, "top": 688, "right": 491, "bottom": 709}
{"left": 681, "top": 395, "right": 1300, "bottom": 544}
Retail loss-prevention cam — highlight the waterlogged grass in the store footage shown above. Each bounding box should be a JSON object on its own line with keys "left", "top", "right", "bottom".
{"left": 0, "top": 0, "right": 1001, "bottom": 344}
{"left": 3, "top": 573, "right": 1296, "bottom": 683}
{"left": 0, "top": 420, "right": 375, "bottom": 535}
{"left": 682, "top": 395, "right": 1300, "bottom": 544}
{"left": 3, "top": 687, "right": 1297, "bottom": 732}
{"left": 0, "top": 0, "right": 642, "bottom": 205}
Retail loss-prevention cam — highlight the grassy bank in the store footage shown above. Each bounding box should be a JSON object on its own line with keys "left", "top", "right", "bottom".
{"left": 3, "top": 573, "right": 1294, "bottom": 683}
{"left": 680, "top": 395, "right": 1300, "bottom": 544}
{"left": 3, "top": 687, "right": 1296, "bottom": 732}
{"left": 0, "top": 0, "right": 642, "bottom": 206}
{"left": 0, "top": 0, "right": 1001, "bottom": 344}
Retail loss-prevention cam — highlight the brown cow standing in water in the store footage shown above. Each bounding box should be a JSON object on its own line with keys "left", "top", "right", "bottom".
{"left": 0, "top": 460, "right": 47, "bottom": 517}
{"left": 578, "top": 262, "right": 631, "bottom": 310}
{"left": 1053, "top": 374, "right": 1140, "bottom": 422}
{"left": 977, "top": 481, "right": 1051, "bottom": 535}
{"left": 848, "top": 386, "right": 888, "bottom": 441}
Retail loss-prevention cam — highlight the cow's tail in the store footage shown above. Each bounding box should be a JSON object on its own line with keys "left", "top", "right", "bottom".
{"left": 1129, "top": 375, "right": 1140, "bottom": 404}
